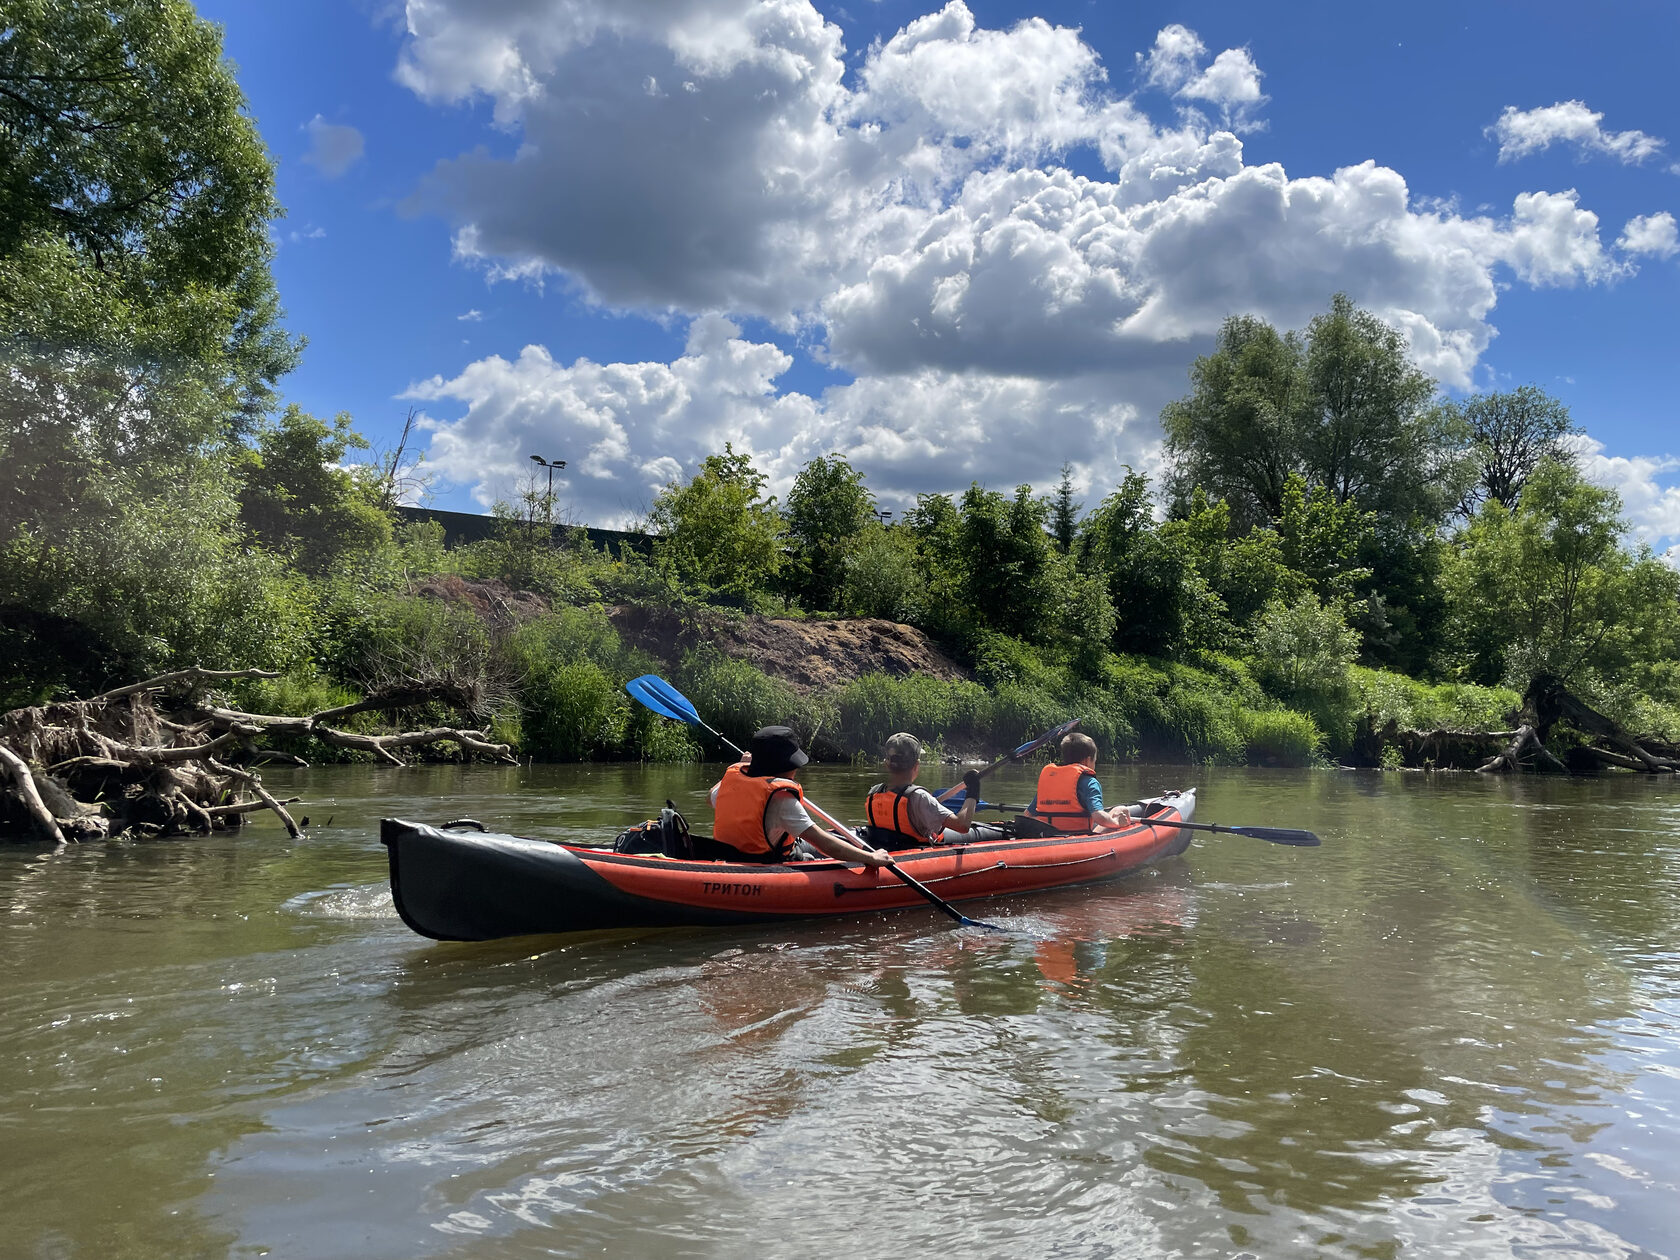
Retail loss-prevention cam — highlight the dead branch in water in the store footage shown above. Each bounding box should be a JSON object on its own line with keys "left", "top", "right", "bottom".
{"left": 1, "top": 667, "right": 515, "bottom": 843}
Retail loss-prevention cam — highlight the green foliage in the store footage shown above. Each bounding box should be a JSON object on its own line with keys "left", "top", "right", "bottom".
{"left": 457, "top": 502, "right": 605, "bottom": 603}
{"left": 1234, "top": 708, "right": 1323, "bottom": 766}
{"left": 1048, "top": 463, "right": 1081, "bottom": 553}
{"left": 1160, "top": 489, "right": 1307, "bottom": 628}
{"left": 1, "top": 0, "right": 297, "bottom": 411}
{"left": 834, "top": 673, "right": 992, "bottom": 752}
{"left": 1443, "top": 459, "right": 1680, "bottom": 690}
{"left": 238, "top": 406, "right": 391, "bottom": 573}
{"left": 839, "top": 522, "right": 925, "bottom": 623}
{"left": 0, "top": 466, "right": 316, "bottom": 696}
{"left": 1248, "top": 594, "right": 1361, "bottom": 741}
{"left": 1456, "top": 385, "right": 1578, "bottom": 514}
{"left": 1083, "top": 472, "right": 1224, "bottom": 656}
{"left": 648, "top": 445, "right": 785, "bottom": 607}
{"left": 676, "top": 650, "right": 807, "bottom": 749}
{"left": 501, "top": 609, "right": 698, "bottom": 761}
{"left": 784, "top": 454, "right": 874, "bottom": 610}
{"left": 1349, "top": 666, "right": 1518, "bottom": 732}
{"left": 1277, "top": 473, "right": 1373, "bottom": 600}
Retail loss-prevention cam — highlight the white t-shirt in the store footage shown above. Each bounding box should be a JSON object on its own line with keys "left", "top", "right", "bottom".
{"left": 709, "top": 780, "right": 816, "bottom": 848}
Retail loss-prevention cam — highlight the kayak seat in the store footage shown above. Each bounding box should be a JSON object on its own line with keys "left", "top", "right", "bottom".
{"left": 1012, "top": 814, "right": 1063, "bottom": 839}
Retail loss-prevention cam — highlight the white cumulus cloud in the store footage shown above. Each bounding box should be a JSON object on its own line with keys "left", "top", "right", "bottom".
{"left": 1571, "top": 435, "right": 1680, "bottom": 559}
{"left": 1488, "top": 100, "right": 1667, "bottom": 166}
{"left": 1137, "top": 24, "right": 1266, "bottom": 131}
{"left": 391, "top": 0, "right": 1636, "bottom": 517}
{"left": 1616, "top": 211, "right": 1679, "bottom": 259}
{"left": 407, "top": 315, "right": 1160, "bottom": 524}
{"left": 301, "top": 115, "right": 366, "bottom": 177}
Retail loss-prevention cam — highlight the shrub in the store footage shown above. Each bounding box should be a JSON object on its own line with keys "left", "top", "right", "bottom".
{"left": 677, "top": 651, "right": 807, "bottom": 749}
{"left": 1235, "top": 708, "right": 1322, "bottom": 766}
{"left": 520, "top": 660, "right": 626, "bottom": 760}
{"left": 834, "top": 673, "right": 992, "bottom": 751}
{"left": 839, "top": 523, "right": 925, "bottom": 624}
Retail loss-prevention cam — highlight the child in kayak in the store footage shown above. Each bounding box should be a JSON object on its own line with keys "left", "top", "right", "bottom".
{"left": 709, "top": 726, "right": 893, "bottom": 866}
{"left": 1026, "top": 733, "right": 1128, "bottom": 834}
{"left": 862, "top": 732, "right": 982, "bottom": 850}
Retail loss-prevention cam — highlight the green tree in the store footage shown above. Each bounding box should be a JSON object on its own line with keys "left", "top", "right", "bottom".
{"left": 1082, "top": 473, "right": 1224, "bottom": 656}
{"left": 1443, "top": 459, "right": 1680, "bottom": 691}
{"left": 1276, "top": 473, "right": 1373, "bottom": 601}
{"left": 783, "top": 453, "right": 874, "bottom": 611}
{"left": 1, "top": 0, "right": 295, "bottom": 410}
{"left": 1455, "top": 385, "right": 1578, "bottom": 515}
{"left": 1048, "top": 463, "right": 1082, "bottom": 553}
{"left": 238, "top": 406, "right": 391, "bottom": 574}
{"left": 1160, "top": 489, "right": 1306, "bottom": 627}
{"left": 1248, "top": 593, "right": 1361, "bottom": 734}
{"left": 840, "top": 522, "right": 924, "bottom": 624}
{"left": 648, "top": 445, "right": 786, "bottom": 606}
{"left": 1161, "top": 315, "right": 1304, "bottom": 528}
{"left": 0, "top": 464, "right": 316, "bottom": 700}
{"left": 1161, "top": 295, "right": 1465, "bottom": 529}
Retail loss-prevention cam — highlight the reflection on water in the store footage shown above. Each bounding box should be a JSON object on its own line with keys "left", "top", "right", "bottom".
{"left": 2, "top": 762, "right": 1678, "bottom": 1258}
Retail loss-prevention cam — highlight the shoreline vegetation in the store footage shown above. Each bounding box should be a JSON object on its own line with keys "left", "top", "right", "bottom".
{"left": 4, "top": 1, "right": 1679, "bottom": 840}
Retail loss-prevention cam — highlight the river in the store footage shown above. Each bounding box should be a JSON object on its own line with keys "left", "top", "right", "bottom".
{"left": 3, "top": 762, "right": 1678, "bottom": 1259}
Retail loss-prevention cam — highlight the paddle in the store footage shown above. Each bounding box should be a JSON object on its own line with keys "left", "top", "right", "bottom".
{"left": 1026, "top": 810, "right": 1319, "bottom": 847}
{"left": 624, "top": 675, "right": 1007, "bottom": 931}
{"left": 1160, "top": 819, "right": 1322, "bottom": 847}
{"left": 935, "top": 717, "right": 1081, "bottom": 804}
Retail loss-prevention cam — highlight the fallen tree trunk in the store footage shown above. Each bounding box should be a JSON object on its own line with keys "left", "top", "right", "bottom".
{"left": 1, "top": 665, "right": 517, "bottom": 843}
{"left": 1350, "top": 674, "right": 1677, "bottom": 776}
{"left": 1476, "top": 724, "right": 1569, "bottom": 775}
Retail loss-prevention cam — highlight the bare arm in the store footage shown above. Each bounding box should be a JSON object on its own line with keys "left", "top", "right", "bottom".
{"left": 800, "top": 823, "right": 894, "bottom": 867}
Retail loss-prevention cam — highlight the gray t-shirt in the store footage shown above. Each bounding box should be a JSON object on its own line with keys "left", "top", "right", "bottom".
{"left": 871, "top": 783, "right": 957, "bottom": 840}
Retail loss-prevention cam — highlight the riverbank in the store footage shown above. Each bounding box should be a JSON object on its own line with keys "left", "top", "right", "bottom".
{"left": 226, "top": 591, "right": 1520, "bottom": 771}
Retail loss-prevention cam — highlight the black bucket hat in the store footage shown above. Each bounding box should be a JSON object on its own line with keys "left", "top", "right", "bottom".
{"left": 745, "top": 725, "right": 808, "bottom": 776}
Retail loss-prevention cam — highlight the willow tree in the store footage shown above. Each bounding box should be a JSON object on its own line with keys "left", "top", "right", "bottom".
{"left": 1, "top": 0, "right": 303, "bottom": 699}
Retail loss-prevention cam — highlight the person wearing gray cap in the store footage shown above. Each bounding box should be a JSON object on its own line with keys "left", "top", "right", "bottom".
{"left": 862, "top": 733, "right": 981, "bottom": 850}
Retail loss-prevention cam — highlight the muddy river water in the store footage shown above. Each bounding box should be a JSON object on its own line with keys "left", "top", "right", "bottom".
{"left": 3, "top": 761, "right": 1678, "bottom": 1258}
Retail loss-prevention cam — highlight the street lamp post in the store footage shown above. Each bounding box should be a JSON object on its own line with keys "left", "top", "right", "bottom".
{"left": 528, "top": 454, "right": 567, "bottom": 530}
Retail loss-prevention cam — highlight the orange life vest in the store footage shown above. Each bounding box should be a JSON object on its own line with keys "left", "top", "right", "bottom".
{"left": 712, "top": 763, "right": 805, "bottom": 861}
{"left": 1027, "top": 762, "right": 1097, "bottom": 833}
{"left": 865, "top": 784, "right": 935, "bottom": 846}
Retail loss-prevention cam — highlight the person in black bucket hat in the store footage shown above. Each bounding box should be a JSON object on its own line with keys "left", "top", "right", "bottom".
{"left": 707, "top": 727, "right": 893, "bottom": 867}
{"left": 742, "top": 725, "right": 807, "bottom": 776}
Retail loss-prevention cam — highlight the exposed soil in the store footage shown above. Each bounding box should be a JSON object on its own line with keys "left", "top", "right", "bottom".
{"left": 405, "top": 579, "right": 970, "bottom": 691}
{"left": 608, "top": 605, "right": 969, "bottom": 692}
{"left": 410, "top": 575, "right": 551, "bottom": 627}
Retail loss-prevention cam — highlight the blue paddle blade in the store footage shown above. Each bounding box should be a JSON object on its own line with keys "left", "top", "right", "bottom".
{"left": 625, "top": 675, "right": 702, "bottom": 726}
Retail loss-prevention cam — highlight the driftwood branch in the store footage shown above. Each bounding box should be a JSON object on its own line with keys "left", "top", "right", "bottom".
{"left": 91, "top": 667, "right": 282, "bottom": 702}
{"left": 205, "top": 796, "right": 301, "bottom": 818}
{"left": 0, "top": 744, "right": 65, "bottom": 845}
{"left": 3, "top": 664, "right": 515, "bottom": 843}
{"left": 1477, "top": 724, "right": 1569, "bottom": 775}
{"left": 206, "top": 760, "right": 301, "bottom": 839}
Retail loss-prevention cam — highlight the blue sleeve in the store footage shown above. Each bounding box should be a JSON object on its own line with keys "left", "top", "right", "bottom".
{"left": 1077, "top": 776, "right": 1103, "bottom": 813}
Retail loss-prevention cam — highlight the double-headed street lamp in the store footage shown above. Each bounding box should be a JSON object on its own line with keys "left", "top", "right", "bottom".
{"left": 529, "top": 454, "right": 566, "bottom": 525}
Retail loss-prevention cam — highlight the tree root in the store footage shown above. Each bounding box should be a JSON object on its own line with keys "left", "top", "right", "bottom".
{"left": 1, "top": 664, "right": 516, "bottom": 842}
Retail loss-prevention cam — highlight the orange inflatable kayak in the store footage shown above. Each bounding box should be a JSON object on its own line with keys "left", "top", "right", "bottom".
{"left": 382, "top": 790, "right": 1196, "bottom": 941}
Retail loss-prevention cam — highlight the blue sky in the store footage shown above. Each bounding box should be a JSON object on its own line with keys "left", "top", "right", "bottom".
{"left": 202, "top": 0, "right": 1680, "bottom": 550}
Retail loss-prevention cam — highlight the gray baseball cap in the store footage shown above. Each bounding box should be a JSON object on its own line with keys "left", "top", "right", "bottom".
{"left": 883, "top": 732, "right": 922, "bottom": 770}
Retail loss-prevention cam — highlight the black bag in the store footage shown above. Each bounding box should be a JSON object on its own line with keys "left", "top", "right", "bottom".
{"left": 613, "top": 800, "right": 692, "bottom": 857}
